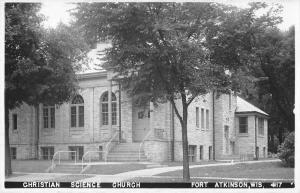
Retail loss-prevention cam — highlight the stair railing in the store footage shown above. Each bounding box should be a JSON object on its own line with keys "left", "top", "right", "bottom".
{"left": 139, "top": 129, "right": 152, "bottom": 161}
{"left": 104, "top": 131, "right": 119, "bottom": 162}
{"left": 81, "top": 150, "right": 105, "bottom": 170}
{"left": 51, "top": 151, "right": 77, "bottom": 171}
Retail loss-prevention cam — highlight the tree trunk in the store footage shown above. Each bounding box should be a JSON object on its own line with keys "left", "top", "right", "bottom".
{"left": 5, "top": 104, "right": 12, "bottom": 176}
{"left": 169, "top": 98, "right": 190, "bottom": 181}
{"left": 181, "top": 109, "right": 190, "bottom": 181}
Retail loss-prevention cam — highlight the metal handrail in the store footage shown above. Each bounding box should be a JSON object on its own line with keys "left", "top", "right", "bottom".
{"left": 139, "top": 129, "right": 152, "bottom": 161}
{"left": 81, "top": 150, "right": 105, "bottom": 170}
{"left": 104, "top": 131, "right": 119, "bottom": 162}
{"left": 51, "top": 151, "right": 77, "bottom": 170}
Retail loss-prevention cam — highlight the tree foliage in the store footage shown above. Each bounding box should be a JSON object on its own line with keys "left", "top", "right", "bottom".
{"left": 278, "top": 132, "right": 294, "bottom": 167}
{"left": 5, "top": 3, "right": 89, "bottom": 175}
{"left": 73, "top": 2, "right": 282, "bottom": 180}
{"left": 238, "top": 26, "right": 294, "bottom": 146}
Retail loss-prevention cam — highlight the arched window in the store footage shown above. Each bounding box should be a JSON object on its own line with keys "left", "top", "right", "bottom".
{"left": 71, "top": 95, "right": 84, "bottom": 127}
{"left": 101, "top": 91, "right": 117, "bottom": 125}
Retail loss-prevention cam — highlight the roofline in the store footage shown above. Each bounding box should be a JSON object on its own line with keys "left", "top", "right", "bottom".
{"left": 235, "top": 111, "right": 269, "bottom": 118}
{"left": 76, "top": 71, "right": 107, "bottom": 80}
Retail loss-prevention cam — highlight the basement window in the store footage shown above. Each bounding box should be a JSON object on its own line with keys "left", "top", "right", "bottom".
{"left": 41, "top": 147, "right": 54, "bottom": 160}
{"left": 11, "top": 147, "right": 16, "bottom": 160}
{"left": 188, "top": 145, "right": 197, "bottom": 162}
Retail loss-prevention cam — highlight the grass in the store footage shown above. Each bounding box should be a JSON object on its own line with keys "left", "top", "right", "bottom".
{"left": 83, "top": 164, "right": 148, "bottom": 175}
{"left": 47, "top": 175, "right": 95, "bottom": 182}
{"left": 156, "top": 161, "right": 294, "bottom": 180}
{"left": 11, "top": 160, "right": 52, "bottom": 173}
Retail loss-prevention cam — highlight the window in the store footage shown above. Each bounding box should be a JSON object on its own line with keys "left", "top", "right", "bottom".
{"left": 206, "top": 109, "right": 209, "bottom": 130}
{"left": 12, "top": 114, "right": 17, "bottom": 130}
{"left": 71, "top": 95, "right": 84, "bottom": 128}
{"left": 101, "top": 91, "right": 117, "bottom": 125}
{"left": 111, "top": 93, "right": 117, "bottom": 125}
{"left": 239, "top": 117, "right": 248, "bottom": 133}
{"left": 41, "top": 147, "right": 54, "bottom": 160}
{"left": 188, "top": 145, "right": 196, "bottom": 162}
{"left": 196, "top": 107, "right": 199, "bottom": 128}
{"left": 258, "top": 118, "right": 264, "bottom": 135}
{"left": 43, "top": 105, "right": 55, "bottom": 128}
{"left": 199, "top": 145, "right": 203, "bottom": 160}
{"left": 11, "top": 147, "right": 16, "bottom": 159}
{"left": 263, "top": 147, "right": 266, "bottom": 158}
{"left": 201, "top": 108, "right": 204, "bottom": 129}
{"left": 69, "top": 146, "right": 84, "bottom": 160}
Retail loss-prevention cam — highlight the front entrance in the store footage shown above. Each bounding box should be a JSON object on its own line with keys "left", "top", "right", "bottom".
{"left": 132, "top": 105, "right": 150, "bottom": 142}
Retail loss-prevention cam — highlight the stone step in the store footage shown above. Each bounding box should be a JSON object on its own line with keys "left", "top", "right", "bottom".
{"left": 107, "top": 157, "right": 148, "bottom": 162}
{"left": 107, "top": 154, "right": 146, "bottom": 159}
{"left": 107, "top": 143, "right": 148, "bottom": 162}
{"left": 107, "top": 152, "right": 147, "bottom": 157}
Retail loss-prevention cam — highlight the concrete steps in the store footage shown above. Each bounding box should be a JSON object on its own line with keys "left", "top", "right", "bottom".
{"left": 51, "top": 164, "right": 84, "bottom": 174}
{"left": 107, "top": 143, "right": 149, "bottom": 162}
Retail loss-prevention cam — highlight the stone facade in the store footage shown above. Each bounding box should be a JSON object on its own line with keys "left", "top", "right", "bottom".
{"left": 9, "top": 71, "right": 268, "bottom": 162}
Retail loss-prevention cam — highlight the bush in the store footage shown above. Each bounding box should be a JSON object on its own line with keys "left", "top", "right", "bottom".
{"left": 277, "top": 132, "right": 294, "bottom": 167}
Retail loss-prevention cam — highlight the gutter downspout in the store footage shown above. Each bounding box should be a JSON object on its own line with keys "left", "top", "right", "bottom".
{"left": 212, "top": 91, "right": 215, "bottom": 160}
{"left": 254, "top": 115, "right": 258, "bottom": 160}
{"left": 35, "top": 105, "right": 39, "bottom": 159}
{"left": 119, "top": 82, "right": 122, "bottom": 142}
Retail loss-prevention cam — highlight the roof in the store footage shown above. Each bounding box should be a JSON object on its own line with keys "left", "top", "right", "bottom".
{"left": 76, "top": 70, "right": 107, "bottom": 80}
{"left": 236, "top": 96, "right": 269, "bottom": 116}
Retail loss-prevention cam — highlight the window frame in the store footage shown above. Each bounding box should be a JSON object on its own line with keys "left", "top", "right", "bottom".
{"left": 196, "top": 107, "right": 199, "bottom": 128}
{"left": 188, "top": 145, "right": 197, "bottom": 162}
{"left": 101, "top": 91, "right": 117, "bottom": 126}
{"left": 201, "top": 108, "right": 205, "bottom": 130}
{"left": 70, "top": 95, "right": 84, "bottom": 128}
{"left": 11, "top": 147, "right": 16, "bottom": 159}
{"left": 199, "top": 145, "right": 203, "bottom": 160}
{"left": 12, "top": 114, "right": 17, "bottom": 130}
{"left": 206, "top": 109, "right": 209, "bottom": 130}
{"left": 41, "top": 147, "right": 54, "bottom": 160}
{"left": 239, "top": 117, "right": 248, "bottom": 134}
{"left": 43, "top": 105, "right": 55, "bottom": 129}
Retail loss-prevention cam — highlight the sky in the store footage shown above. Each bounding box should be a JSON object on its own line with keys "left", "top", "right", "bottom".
{"left": 40, "top": 1, "right": 299, "bottom": 30}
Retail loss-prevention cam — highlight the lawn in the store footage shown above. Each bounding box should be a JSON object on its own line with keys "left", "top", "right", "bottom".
{"left": 11, "top": 160, "right": 52, "bottom": 173}
{"left": 156, "top": 161, "right": 294, "bottom": 180}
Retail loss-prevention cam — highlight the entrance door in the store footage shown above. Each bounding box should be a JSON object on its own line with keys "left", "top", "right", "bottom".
{"left": 132, "top": 105, "right": 150, "bottom": 142}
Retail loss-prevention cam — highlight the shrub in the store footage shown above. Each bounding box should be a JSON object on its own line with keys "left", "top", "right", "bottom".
{"left": 277, "top": 132, "right": 294, "bottom": 167}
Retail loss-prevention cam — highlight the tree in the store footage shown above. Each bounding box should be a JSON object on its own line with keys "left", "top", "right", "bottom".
{"left": 5, "top": 3, "right": 88, "bottom": 176}
{"left": 238, "top": 26, "right": 294, "bottom": 145}
{"left": 73, "top": 2, "right": 281, "bottom": 181}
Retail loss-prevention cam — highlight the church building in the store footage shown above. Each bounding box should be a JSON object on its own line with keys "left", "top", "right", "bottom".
{"left": 9, "top": 71, "right": 269, "bottom": 162}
